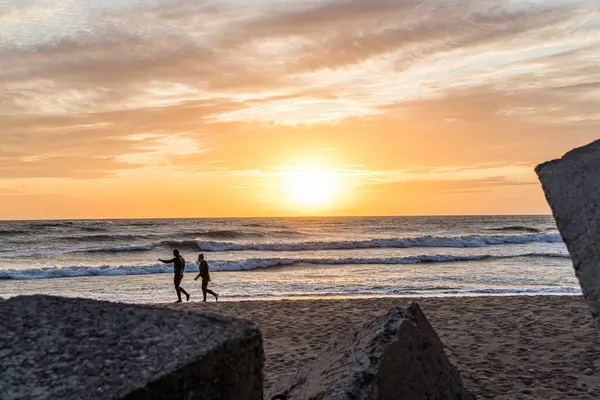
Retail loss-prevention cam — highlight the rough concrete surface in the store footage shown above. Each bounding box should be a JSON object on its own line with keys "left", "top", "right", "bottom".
{"left": 0, "top": 295, "right": 264, "bottom": 400}
{"left": 268, "top": 302, "right": 474, "bottom": 400}
{"left": 536, "top": 139, "right": 600, "bottom": 326}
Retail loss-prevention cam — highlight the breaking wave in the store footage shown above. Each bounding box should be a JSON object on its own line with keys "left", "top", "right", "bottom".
{"left": 51, "top": 232, "right": 565, "bottom": 255}
{"left": 197, "top": 233, "right": 563, "bottom": 252}
{"left": 0, "top": 252, "right": 569, "bottom": 280}
{"left": 157, "top": 240, "right": 203, "bottom": 251}
{"left": 5, "top": 232, "right": 564, "bottom": 257}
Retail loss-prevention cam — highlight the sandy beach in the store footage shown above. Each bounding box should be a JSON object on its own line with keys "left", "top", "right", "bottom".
{"left": 164, "top": 295, "right": 600, "bottom": 399}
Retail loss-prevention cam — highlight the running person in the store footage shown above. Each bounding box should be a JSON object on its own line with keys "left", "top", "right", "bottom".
{"left": 194, "top": 253, "right": 219, "bottom": 302}
{"left": 159, "top": 249, "right": 190, "bottom": 303}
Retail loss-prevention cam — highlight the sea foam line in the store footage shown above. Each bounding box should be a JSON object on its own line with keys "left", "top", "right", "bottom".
{"left": 0, "top": 252, "right": 569, "bottom": 280}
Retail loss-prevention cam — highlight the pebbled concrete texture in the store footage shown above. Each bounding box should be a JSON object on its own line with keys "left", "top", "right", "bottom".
{"left": 0, "top": 295, "right": 264, "bottom": 400}
{"left": 536, "top": 139, "right": 600, "bottom": 327}
{"left": 268, "top": 302, "right": 474, "bottom": 400}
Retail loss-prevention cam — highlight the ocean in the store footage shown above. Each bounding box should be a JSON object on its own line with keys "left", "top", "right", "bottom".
{"left": 0, "top": 216, "right": 578, "bottom": 303}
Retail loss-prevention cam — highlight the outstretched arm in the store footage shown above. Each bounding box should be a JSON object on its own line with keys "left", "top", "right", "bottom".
{"left": 194, "top": 272, "right": 202, "bottom": 281}
{"left": 158, "top": 257, "right": 176, "bottom": 264}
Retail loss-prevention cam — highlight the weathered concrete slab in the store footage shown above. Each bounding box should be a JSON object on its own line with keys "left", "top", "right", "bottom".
{"left": 268, "top": 303, "right": 474, "bottom": 400}
{"left": 0, "top": 295, "right": 263, "bottom": 399}
{"left": 536, "top": 139, "right": 600, "bottom": 326}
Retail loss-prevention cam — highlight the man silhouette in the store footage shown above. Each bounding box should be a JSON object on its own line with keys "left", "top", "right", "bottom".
{"left": 194, "top": 253, "right": 219, "bottom": 302}
{"left": 159, "top": 249, "right": 190, "bottom": 303}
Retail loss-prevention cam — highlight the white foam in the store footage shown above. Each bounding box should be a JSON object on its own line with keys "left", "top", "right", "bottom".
{"left": 0, "top": 252, "right": 569, "bottom": 280}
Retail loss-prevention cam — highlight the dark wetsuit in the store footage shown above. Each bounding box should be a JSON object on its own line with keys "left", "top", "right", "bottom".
{"left": 174, "top": 256, "right": 185, "bottom": 278}
{"left": 199, "top": 260, "right": 210, "bottom": 283}
{"left": 164, "top": 256, "right": 185, "bottom": 277}
{"left": 199, "top": 260, "right": 218, "bottom": 301}
{"left": 161, "top": 255, "right": 189, "bottom": 302}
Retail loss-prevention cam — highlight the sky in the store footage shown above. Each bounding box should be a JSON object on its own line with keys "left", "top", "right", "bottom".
{"left": 1, "top": 0, "right": 600, "bottom": 219}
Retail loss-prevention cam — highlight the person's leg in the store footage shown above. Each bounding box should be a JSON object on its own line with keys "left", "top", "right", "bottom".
{"left": 202, "top": 280, "right": 208, "bottom": 302}
{"left": 179, "top": 284, "right": 190, "bottom": 302}
{"left": 175, "top": 274, "right": 190, "bottom": 301}
{"left": 203, "top": 280, "right": 218, "bottom": 301}
{"left": 205, "top": 287, "right": 219, "bottom": 301}
{"left": 173, "top": 274, "right": 182, "bottom": 302}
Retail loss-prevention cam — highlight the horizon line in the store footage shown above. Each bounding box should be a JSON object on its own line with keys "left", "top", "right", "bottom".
{"left": 0, "top": 213, "right": 554, "bottom": 222}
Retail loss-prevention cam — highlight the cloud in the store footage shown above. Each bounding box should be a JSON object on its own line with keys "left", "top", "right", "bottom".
{"left": 1, "top": 0, "right": 599, "bottom": 181}
{"left": 0, "top": 155, "right": 141, "bottom": 179}
{"left": 276, "top": 5, "right": 571, "bottom": 74}
{"left": 364, "top": 176, "right": 539, "bottom": 195}
{"left": 3, "top": 0, "right": 596, "bottom": 109}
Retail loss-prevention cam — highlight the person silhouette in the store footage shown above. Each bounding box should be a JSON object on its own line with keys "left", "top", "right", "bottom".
{"left": 159, "top": 249, "right": 190, "bottom": 303}
{"left": 194, "top": 253, "right": 219, "bottom": 302}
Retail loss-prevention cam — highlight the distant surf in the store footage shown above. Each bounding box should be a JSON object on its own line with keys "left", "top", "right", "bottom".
{"left": 16, "top": 232, "right": 562, "bottom": 256}
{"left": 197, "top": 233, "right": 563, "bottom": 252}
{"left": 486, "top": 226, "right": 543, "bottom": 233}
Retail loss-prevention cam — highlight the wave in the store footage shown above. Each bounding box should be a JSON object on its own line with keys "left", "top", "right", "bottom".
{"left": 40, "top": 232, "right": 564, "bottom": 256}
{"left": 0, "top": 264, "right": 173, "bottom": 280}
{"left": 72, "top": 245, "right": 155, "bottom": 254}
{"left": 197, "top": 233, "right": 563, "bottom": 252}
{"left": 124, "top": 220, "right": 157, "bottom": 226}
{"left": 241, "top": 222, "right": 292, "bottom": 229}
{"left": 158, "top": 240, "right": 202, "bottom": 251}
{"left": 0, "top": 229, "right": 30, "bottom": 236}
{"left": 20, "top": 221, "right": 110, "bottom": 232}
{"left": 4, "top": 232, "right": 565, "bottom": 258}
{"left": 29, "top": 221, "right": 66, "bottom": 228}
{"left": 78, "top": 226, "right": 108, "bottom": 232}
{"left": 196, "top": 230, "right": 265, "bottom": 239}
{"left": 0, "top": 252, "right": 569, "bottom": 280}
{"left": 15, "top": 230, "right": 262, "bottom": 245}
{"left": 68, "top": 220, "right": 106, "bottom": 226}
{"left": 195, "top": 229, "right": 303, "bottom": 239}
{"left": 58, "top": 234, "right": 152, "bottom": 243}
{"left": 1, "top": 226, "right": 108, "bottom": 238}
{"left": 272, "top": 230, "right": 306, "bottom": 236}
{"left": 487, "top": 226, "right": 542, "bottom": 233}
{"left": 31, "top": 220, "right": 107, "bottom": 228}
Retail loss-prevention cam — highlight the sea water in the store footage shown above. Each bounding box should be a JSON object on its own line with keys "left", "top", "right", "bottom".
{"left": 0, "top": 216, "right": 578, "bottom": 303}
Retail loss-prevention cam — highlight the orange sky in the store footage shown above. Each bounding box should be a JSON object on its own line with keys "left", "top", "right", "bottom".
{"left": 1, "top": 0, "right": 599, "bottom": 219}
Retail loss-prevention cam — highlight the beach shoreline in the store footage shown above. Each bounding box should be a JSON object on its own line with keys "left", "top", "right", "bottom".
{"left": 163, "top": 295, "right": 600, "bottom": 399}
{"left": 1, "top": 216, "right": 578, "bottom": 304}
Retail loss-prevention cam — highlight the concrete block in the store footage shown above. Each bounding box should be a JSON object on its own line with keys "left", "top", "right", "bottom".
{"left": 536, "top": 139, "right": 600, "bottom": 326}
{"left": 268, "top": 303, "right": 473, "bottom": 400}
{"left": 0, "top": 295, "right": 263, "bottom": 399}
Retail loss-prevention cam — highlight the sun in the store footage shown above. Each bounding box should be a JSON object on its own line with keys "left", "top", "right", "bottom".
{"left": 283, "top": 167, "right": 339, "bottom": 206}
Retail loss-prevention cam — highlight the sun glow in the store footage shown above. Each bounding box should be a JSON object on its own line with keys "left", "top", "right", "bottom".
{"left": 283, "top": 167, "right": 339, "bottom": 207}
